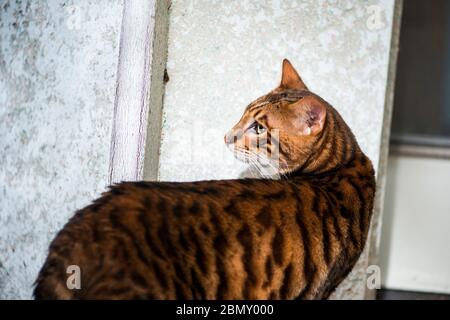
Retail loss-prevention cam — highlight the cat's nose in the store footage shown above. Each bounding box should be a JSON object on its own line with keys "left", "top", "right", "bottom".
{"left": 224, "top": 132, "right": 235, "bottom": 145}
{"left": 224, "top": 133, "right": 232, "bottom": 145}
{"left": 225, "top": 129, "right": 245, "bottom": 145}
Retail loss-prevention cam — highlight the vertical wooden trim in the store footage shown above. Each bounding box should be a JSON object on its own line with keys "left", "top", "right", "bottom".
{"left": 365, "top": 0, "right": 404, "bottom": 300}
{"left": 108, "top": 0, "right": 170, "bottom": 184}
{"left": 143, "top": 0, "right": 171, "bottom": 181}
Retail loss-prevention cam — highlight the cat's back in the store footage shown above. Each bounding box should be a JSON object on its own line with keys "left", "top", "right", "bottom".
{"left": 34, "top": 154, "right": 375, "bottom": 300}
{"left": 34, "top": 177, "right": 299, "bottom": 299}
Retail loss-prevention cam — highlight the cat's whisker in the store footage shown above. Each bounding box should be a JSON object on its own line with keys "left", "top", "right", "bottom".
{"left": 248, "top": 151, "right": 283, "bottom": 179}
{"left": 237, "top": 150, "right": 265, "bottom": 178}
{"left": 251, "top": 155, "right": 276, "bottom": 179}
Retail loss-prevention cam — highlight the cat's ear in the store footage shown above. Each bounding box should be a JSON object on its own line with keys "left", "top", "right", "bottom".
{"left": 302, "top": 102, "right": 326, "bottom": 136}
{"left": 288, "top": 99, "right": 326, "bottom": 136}
{"left": 279, "top": 59, "right": 308, "bottom": 91}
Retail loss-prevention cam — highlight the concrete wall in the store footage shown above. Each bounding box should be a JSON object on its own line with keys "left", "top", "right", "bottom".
{"left": 0, "top": 0, "right": 123, "bottom": 299}
{"left": 158, "top": 0, "right": 399, "bottom": 299}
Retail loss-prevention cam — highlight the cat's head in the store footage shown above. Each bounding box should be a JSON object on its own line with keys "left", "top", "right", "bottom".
{"left": 225, "top": 59, "right": 356, "bottom": 176}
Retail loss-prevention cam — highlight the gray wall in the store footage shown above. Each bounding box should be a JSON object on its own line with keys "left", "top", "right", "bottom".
{"left": 0, "top": 0, "right": 123, "bottom": 299}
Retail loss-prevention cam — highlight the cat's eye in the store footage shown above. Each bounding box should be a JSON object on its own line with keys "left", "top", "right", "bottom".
{"left": 252, "top": 122, "right": 266, "bottom": 135}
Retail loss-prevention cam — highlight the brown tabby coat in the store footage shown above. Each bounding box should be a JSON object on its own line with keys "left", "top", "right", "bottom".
{"left": 34, "top": 59, "right": 375, "bottom": 300}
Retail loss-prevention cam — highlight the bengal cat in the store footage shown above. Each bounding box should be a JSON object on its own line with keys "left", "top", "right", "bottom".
{"left": 34, "top": 59, "right": 375, "bottom": 300}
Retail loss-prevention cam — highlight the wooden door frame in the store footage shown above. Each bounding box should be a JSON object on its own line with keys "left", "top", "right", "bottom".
{"left": 108, "top": 0, "right": 170, "bottom": 184}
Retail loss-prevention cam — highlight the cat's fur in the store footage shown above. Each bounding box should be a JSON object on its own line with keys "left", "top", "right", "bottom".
{"left": 34, "top": 59, "right": 375, "bottom": 300}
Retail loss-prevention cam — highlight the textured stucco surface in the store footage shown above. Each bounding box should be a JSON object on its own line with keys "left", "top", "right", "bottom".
{"left": 0, "top": 0, "right": 123, "bottom": 299}
{"left": 159, "top": 0, "right": 397, "bottom": 299}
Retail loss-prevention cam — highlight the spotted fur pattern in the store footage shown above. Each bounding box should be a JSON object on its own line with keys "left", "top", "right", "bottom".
{"left": 34, "top": 59, "right": 375, "bottom": 300}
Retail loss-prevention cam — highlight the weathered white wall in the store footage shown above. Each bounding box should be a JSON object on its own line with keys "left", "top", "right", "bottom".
{"left": 0, "top": 0, "right": 123, "bottom": 299}
{"left": 158, "top": 0, "right": 398, "bottom": 299}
